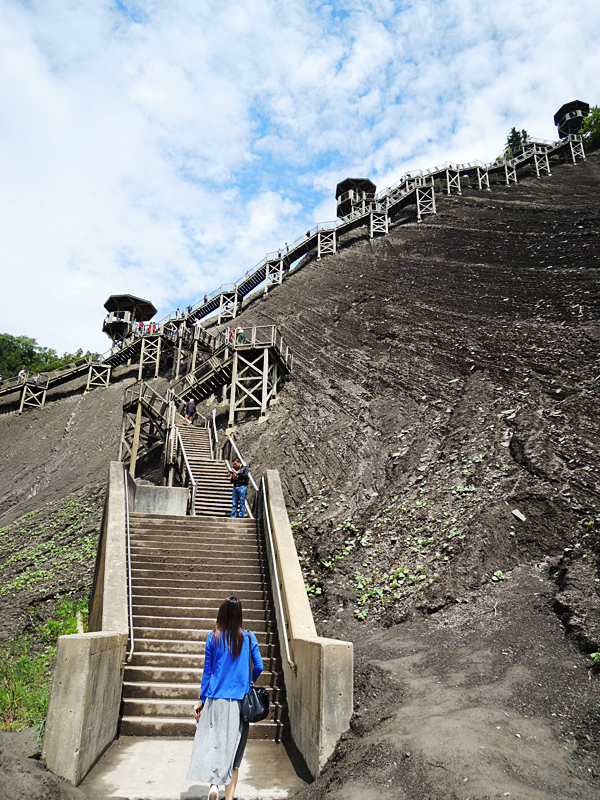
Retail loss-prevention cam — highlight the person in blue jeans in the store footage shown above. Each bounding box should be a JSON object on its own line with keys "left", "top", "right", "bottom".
{"left": 187, "top": 597, "right": 263, "bottom": 800}
{"left": 230, "top": 459, "right": 249, "bottom": 518}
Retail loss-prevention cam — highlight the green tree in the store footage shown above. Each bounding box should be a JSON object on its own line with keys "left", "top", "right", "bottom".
{"left": 0, "top": 333, "right": 98, "bottom": 381}
{"left": 580, "top": 105, "right": 600, "bottom": 150}
{"left": 504, "top": 127, "right": 530, "bottom": 159}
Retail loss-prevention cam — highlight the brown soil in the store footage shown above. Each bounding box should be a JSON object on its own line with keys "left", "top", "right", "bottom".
{"left": 224, "top": 153, "right": 600, "bottom": 798}
{"left": 0, "top": 153, "right": 599, "bottom": 798}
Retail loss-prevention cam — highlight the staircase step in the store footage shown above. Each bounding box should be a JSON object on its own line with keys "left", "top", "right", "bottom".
{"left": 132, "top": 615, "right": 274, "bottom": 633}
{"left": 134, "top": 627, "right": 276, "bottom": 644}
{"left": 131, "top": 584, "right": 268, "bottom": 599}
{"left": 122, "top": 672, "right": 280, "bottom": 696}
{"left": 130, "top": 553, "right": 263, "bottom": 567}
{"left": 119, "top": 716, "right": 286, "bottom": 740}
{"left": 131, "top": 576, "right": 266, "bottom": 591}
{"left": 127, "top": 651, "right": 282, "bottom": 671}
{"left": 131, "top": 566, "right": 263, "bottom": 580}
{"left": 131, "top": 543, "right": 263, "bottom": 557}
{"left": 132, "top": 605, "right": 273, "bottom": 623}
{"left": 121, "top": 697, "right": 286, "bottom": 723}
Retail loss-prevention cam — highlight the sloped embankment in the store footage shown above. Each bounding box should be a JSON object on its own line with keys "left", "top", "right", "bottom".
{"left": 218, "top": 153, "right": 600, "bottom": 797}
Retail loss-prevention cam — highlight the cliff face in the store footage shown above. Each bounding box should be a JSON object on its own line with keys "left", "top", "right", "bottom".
{"left": 220, "top": 154, "right": 600, "bottom": 797}
{"left": 230, "top": 154, "right": 600, "bottom": 628}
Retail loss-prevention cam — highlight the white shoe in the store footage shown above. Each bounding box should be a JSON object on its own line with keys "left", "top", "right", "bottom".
{"left": 208, "top": 786, "right": 219, "bottom": 800}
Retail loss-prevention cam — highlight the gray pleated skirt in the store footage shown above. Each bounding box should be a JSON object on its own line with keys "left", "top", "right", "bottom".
{"left": 187, "top": 698, "right": 249, "bottom": 786}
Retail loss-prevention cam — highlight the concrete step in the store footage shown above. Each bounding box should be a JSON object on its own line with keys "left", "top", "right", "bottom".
{"left": 131, "top": 593, "right": 270, "bottom": 609}
{"left": 132, "top": 615, "right": 274, "bottom": 633}
{"left": 127, "top": 651, "right": 282, "bottom": 671}
{"left": 130, "top": 553, "right": 263, "bottom": 568}
{"left": 130, "top": 531, "right": 260, "bottom": 544}
{"left": 119, "top": 716, "right": 286, "bottom": 741}
{"left": 131, "top": 542, "right": 264, "bottom": 557}
{"left": 130, "top": 565, "right": 263, "bottom": 579}
{"left": 131, "top": 584, "right": 268, "bottom": 599}
{"left": 132, "top": 605, "right": 273, "bottom": 623}
{"left": 133, "top": 627, "right": 276, "bottom": 645}
{"left": 129, "top": 514, "right": 256, "bottom": 527}
{"left": 131, "top": 575, "right": 266, "bottom": 591}
{"left": 122, "top": 673, "right": 281, "bottom": 696}
{"left": 130, "top": 522, "right": 256, "bottom": 534}
{"left": 133, "top": 638, "right": 280, "bottom": 658}
{"left": 121, "top": 697, "right": 287, "bottom": 723}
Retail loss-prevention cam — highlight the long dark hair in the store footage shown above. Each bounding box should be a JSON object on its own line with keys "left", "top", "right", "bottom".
{"left": 214, "top": 596, "right": 244, "bottom": 659}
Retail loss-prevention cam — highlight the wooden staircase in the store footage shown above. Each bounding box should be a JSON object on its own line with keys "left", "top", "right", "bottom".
{"left": 177, "top": 426, "right": 234, "bottom": 517}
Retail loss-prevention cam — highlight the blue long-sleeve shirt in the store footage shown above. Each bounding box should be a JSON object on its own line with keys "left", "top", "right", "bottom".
{"left": 199, "top": 630, "right": 263, "bottom": 703}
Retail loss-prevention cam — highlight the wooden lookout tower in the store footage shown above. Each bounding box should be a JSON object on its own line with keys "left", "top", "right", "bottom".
{"left": 554, "top": 101, "right": 590, "bottom": 139}
{"left": 102, "top": 294, "right": 157, "bottom": 345}
{"left": 335, "top": 178, "right": 377, "bottom": 218}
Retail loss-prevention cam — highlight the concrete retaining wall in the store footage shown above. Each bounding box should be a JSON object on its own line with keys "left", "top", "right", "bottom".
{"left": 44, "top": 461, "right": 130, "bottom": 785}
{"left": 263, "top": 470, "right": 353, "bottom": 777}
{"left": 42, "top": 632, "right": 126, "bottom": 785}
{"left": 132, "top": 484, "right": 188, "bottom": 516}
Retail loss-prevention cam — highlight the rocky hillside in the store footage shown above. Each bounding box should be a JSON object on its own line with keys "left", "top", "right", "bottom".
{"left": 220, "top": 152, "right": 600, "bottom": 797}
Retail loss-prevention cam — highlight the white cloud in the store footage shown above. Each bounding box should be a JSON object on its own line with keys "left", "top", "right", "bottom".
{"left": 0, "top": 0, "right": 598, "bottom": 354}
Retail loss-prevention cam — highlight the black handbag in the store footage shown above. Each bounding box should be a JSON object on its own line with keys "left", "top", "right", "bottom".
{"left": 241, "top": 635, "right": 270, "bottom": 724}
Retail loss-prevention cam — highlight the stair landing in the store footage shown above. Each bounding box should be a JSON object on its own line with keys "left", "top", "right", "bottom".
{"left": 81, "top": 737, "right": 309, "bottom": 799}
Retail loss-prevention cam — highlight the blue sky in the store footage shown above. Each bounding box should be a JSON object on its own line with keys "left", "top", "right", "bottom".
{"left": 0, "top": 0, "right": 598, "bottom": 354}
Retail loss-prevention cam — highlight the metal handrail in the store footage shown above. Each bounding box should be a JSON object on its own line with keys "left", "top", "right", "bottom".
{"left": 212, "top": 408, "right": 219, "bottom": 459}
{"left": 123, "top": 466, "right": 135, "bottom": 663}
{"left": 261, "top": 476, "right": 295, "bottom": 673}
{"left": 176, "top": 427, "right": 197, "bottom": 515}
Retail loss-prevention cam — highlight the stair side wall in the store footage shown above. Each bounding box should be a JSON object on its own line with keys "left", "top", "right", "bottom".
{"left": 263, "top": 469, "right": 353, "bottom": 776}
{"left": 44, "top": 461, "right": 131, "bottom": 785}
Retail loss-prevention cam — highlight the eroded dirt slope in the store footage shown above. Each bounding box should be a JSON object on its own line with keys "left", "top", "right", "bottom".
{"left": 215, "top": 153, "right": 600, "bottom": 797}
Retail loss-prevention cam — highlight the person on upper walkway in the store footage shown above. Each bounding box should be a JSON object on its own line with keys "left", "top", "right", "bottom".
{"left": 235, "top": 326, "right": 245, "bottom": 345}
{"left": 17, "top": 366, "right": 26, "bottom": 383}
{"left": 187, "top": 596, "right": 263, "bottom": 800}
{"left": 230, "top": 459, "right": 249, "bottom": 518}
{"left": 185, "top": 397, "right": 197, "bottom": 426}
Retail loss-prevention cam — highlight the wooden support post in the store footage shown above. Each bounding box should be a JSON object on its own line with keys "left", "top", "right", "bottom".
{"left": 260, "top": 348, "right": 269, "bottom": 421}
{"left": 129, "top": 402, "right": 143, "bottom": 478}
{"left": 18, "top": 386, "right": 26, "bottom": 415}
{"left": 117, "top": 412, "right": 127, "bottom": 462}
{"left": 191, "top": 330, "right": 199, "bottom": 373}
{"left": 264, "top": 263, "right": 270, "bottom": 296}
{"left": 154, "top": 337, "right": 162, "bottom": 378}
{"left": 174, "top": 330, "right": 183, "bottom": 380}
{"left": 138, "top": 339, "right": 146, "bottom": 381}
{"left": 227, "top": 350, "right": 239, "bottom": 432}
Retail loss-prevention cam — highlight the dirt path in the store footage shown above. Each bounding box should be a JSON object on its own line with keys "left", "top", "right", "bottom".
{"left": 302, "top": 565, "right": 600, "bottom": 799}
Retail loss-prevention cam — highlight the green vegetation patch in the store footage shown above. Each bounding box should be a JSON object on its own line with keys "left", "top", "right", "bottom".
{"left": 0, "top": 494, "right": 101, "bottom": 597}
{"left": 0, "top": 596, "right": 88, "bottom": 732}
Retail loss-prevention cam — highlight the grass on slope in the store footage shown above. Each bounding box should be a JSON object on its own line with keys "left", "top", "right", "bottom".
{"left": 0, "top": 595, "right": 88, "bottom": 731}
{"left": 0, "top": 492, "right": 102, "bottom": 732}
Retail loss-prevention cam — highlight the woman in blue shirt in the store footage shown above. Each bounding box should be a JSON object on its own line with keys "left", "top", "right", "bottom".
{"left": 187, "top": 596, "right": 263, "bottom": 800}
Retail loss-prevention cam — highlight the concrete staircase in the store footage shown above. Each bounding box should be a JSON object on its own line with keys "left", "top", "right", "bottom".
{"left": 120, "top": 438, "right": 288, "bottom": 740}
{"left": 178, "top": 425, "right": 236, "bottom": 517}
